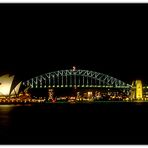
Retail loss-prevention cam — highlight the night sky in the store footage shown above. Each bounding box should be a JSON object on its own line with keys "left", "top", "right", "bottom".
{"left": 0, "top": 4, "right": 148, "bottom": 84}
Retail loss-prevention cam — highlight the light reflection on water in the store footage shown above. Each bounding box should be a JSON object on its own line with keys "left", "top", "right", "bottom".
{"left": 0, "top": 104, "right": 32, "bottom": 130}
{"left": 15, "top": 104, "right": 32, "bottom": 106}
{"left": 0, "top": 105, "right": 15, "bottom": 111}
{"left": 0, "top": 105, "right": 15, "bottom": 134}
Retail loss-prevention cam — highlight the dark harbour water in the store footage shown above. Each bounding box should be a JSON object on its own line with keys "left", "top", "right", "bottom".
{"left": 0, "top": 102, "right": 148, "bottom": 144}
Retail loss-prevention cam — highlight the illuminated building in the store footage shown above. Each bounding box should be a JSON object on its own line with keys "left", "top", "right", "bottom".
{"left": 130, "top": 80, "right": 143, "bottom": 100}
{"left": 130, "top": 81, "right": 136, "bottom": 99}
{"left": 10, "top": 82, "right": 22, "bottom": 97}
{"left": 95, "top": 91, "right": 101, "bottom": 99}
{"left": 83, "top": 93, "right": 87, "bottom": 98}
{"left": 0, "top": 74, "right": 22, "bottom": 98}
{"left": 48, "top": 89, "right": 54, "bottom": 100}
{"left": 136, "top": 80, "right": 142, "bottom": 99}
{"left": 87, "top": 91, "right": 92, "bottom": 98}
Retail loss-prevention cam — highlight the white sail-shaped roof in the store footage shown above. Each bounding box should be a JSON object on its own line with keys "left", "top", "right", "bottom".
{"left": 10, "top": 81, "right": 22, "bottom": 95}
{"left": 0, "top": 74, "right": 15, "bottom": 96}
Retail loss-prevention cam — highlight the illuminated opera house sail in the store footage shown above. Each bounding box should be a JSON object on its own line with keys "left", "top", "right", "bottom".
{"left": 0, "top": 74, "right": 22, "bottom": 98}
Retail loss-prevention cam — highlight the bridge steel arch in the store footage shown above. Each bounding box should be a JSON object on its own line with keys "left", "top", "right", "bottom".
{"left": 23, "top": 69, "right": 131, "bottom": 89}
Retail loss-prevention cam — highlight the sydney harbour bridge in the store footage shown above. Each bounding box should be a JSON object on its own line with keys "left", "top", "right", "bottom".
{"left": 21, "top": 67, "right": 136, "bottom": 100}
{"left": 22, "top": 66, "right": 148, "bottom": 102}
{"left": 23, "top": 68, "right": 131, "bottom": 89}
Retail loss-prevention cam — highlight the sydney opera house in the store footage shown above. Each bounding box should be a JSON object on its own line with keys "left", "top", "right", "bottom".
{"left": 0, "top": 74, "right": 22, "bottom": 98}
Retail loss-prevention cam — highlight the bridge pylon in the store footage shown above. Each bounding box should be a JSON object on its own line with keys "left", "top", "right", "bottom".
{"left": 130, "top": 80, "right": 143, "bottom": 101}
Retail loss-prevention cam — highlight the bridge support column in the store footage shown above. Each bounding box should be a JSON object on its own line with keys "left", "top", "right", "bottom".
{"left": 130, "top": 80, "right": 143, "bottom": 101}
{"left": 136, "top": 80, "right": 143, "bottom": 100}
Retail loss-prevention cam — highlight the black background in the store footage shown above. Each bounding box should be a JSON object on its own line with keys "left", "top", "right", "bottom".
{"left": 0, "top": 4, "right": 148, "bottom": 84}
{"left": 0, "top": 4, "right": 148, "bottom": 145}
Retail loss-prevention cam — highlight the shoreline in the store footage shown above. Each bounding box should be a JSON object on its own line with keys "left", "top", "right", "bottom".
{"left": 0, "top": 100, "right": 148, "bottom": 105}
